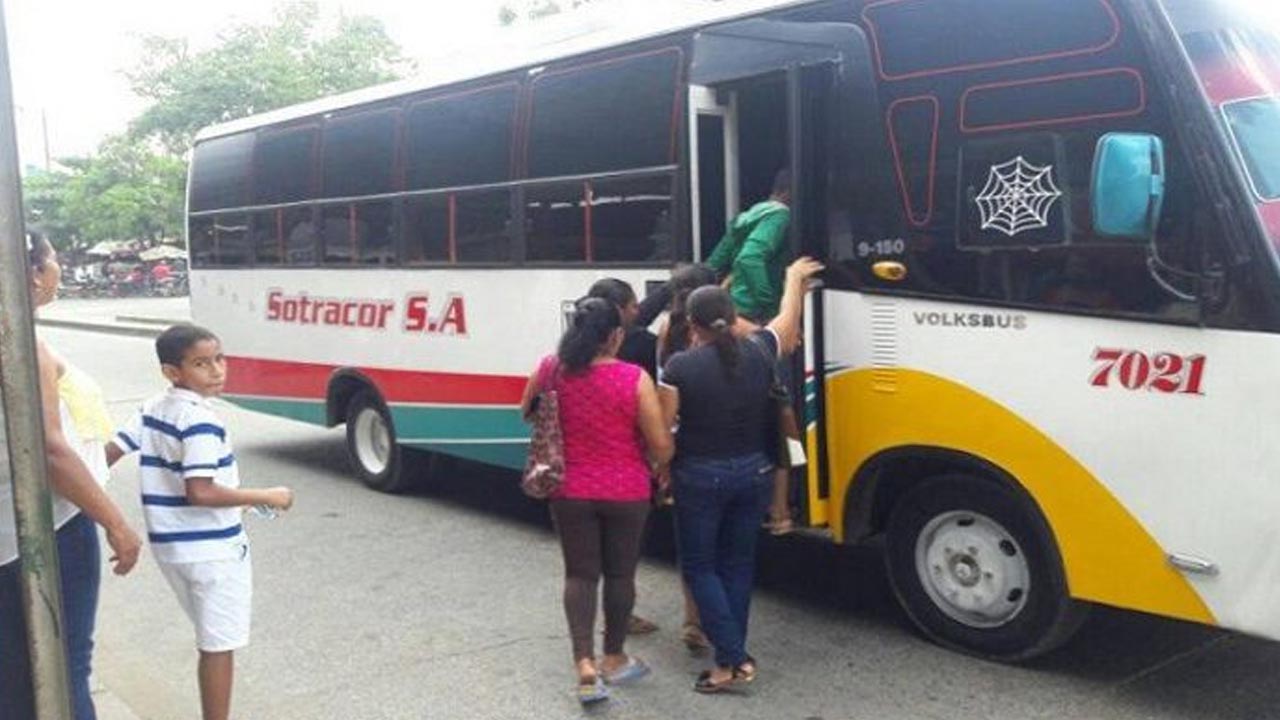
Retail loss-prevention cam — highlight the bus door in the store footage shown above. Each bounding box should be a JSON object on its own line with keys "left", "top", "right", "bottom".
{"left": 688, "top": 18, "right": 874, "bottom": 527}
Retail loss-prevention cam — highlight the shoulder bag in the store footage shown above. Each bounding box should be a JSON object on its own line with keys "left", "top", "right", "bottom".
{"left": 521, "top": 357, "right": 565, "bottom": 499}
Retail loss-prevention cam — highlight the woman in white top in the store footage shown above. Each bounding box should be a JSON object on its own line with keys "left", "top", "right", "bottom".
{"left": 0, "top": 232, "right": 142, "bottom": 720}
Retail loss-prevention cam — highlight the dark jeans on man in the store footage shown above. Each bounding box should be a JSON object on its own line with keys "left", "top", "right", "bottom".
{"left": 0, "top": 512, "right": 102, "bottom": 720}
{"left": 673, "top": 452, "right": 773, "bottom": 668}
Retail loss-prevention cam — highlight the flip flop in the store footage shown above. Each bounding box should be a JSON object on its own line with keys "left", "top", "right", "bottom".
{"left": 576, "top": 676, "right": 610, "bottom": 705}
{"left": 735, "top": 656, "right": 758, "bottom": 684}
{"left": 627, "top": 615, "right": 660, "bottom": 635}
{"left": 766, "top": 518, "right": 795, "bottom": 536}
{"left": 603, "top": 656, "right": 651, "bottom": 686}
{"left": 681, "top": 622, "right": 710, "bottom": 655}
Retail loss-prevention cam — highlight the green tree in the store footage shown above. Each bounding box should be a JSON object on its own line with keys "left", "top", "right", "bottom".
{"left": 128, "top": 0, "right": 412, "bottom": 153}
{"left": 23, "top": 140, "right": 186, "bottom": 250}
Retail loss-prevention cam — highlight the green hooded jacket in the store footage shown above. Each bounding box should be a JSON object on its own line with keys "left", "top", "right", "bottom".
{"left": 706, "top": 199, "right": 791, "bottom": 320}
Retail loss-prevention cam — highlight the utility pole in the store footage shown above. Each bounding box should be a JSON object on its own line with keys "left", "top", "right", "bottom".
{"left": 0, "top": 0, "right": 73, "bottom": 716}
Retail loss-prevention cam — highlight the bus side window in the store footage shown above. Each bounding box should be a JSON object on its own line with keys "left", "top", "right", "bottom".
{"left": 590, "top": 174, "right": 675, "bottom": 262}
{"left": 251, "top": 210, "right": 283, "bottom": 266}
{"left": 214, "top": 214, "right": 251, "bottom": 267}
{"left": 189, "top": 216, "right": 216, "bottom": 268}
{"left": 404, "top": 195, "right": 451, "bottom": 263}
{"left": 456, "top": 190, "right": 513, "bottom": 263}
{"left": 525, "top": 183, "right": 586, "bottom": 263}
{"left": 283, "top": 206, "right": 317, "bottom": 265}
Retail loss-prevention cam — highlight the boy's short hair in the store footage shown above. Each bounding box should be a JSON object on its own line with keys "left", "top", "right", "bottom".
{"left": 155, "top": 324, "right": 220, "bottom": 367}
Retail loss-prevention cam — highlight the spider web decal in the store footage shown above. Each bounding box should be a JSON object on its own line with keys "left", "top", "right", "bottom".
{"left": 974, "top": 156, "right": 1063, "bottom": 237}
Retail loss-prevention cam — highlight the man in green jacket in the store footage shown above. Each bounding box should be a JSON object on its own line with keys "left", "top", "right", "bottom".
{"left": 707, "top": 170, "right": 792, "bottom": 322}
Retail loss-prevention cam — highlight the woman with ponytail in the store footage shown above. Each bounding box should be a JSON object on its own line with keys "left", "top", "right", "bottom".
{"left": 520, "top": 297, "right": 673, "bottom": 705}
{"left": 657, "top": 256, "right": 823, "bottom": 694}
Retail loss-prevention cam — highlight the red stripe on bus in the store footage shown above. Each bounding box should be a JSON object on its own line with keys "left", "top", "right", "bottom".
{"left": 223, "top": 356, "right": 527, "bottom": 405}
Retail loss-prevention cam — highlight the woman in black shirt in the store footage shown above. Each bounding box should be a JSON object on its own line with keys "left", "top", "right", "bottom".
{"left": 658, "top": 256, "right": 822, "bottom": 693}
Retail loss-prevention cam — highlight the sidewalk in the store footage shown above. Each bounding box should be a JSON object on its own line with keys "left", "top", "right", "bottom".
{"left": 36, "top": 297, "right": 191, "bottom": 338}
{"left": 93, "top": 677, "right": 146, "bottom": 720}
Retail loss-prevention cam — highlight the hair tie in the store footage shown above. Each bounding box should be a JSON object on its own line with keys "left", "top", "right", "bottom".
{"left": 710, "top": 318, "right": 729, "bottom": 331}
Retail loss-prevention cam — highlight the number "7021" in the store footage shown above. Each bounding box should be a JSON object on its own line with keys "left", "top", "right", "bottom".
{"left": 1090, "top": 348, "right": 1206, "bottom": 395}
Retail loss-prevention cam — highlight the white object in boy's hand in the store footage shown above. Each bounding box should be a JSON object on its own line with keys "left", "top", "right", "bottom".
{"left": 247, "top": 504, "right": 277, "bottom": 520}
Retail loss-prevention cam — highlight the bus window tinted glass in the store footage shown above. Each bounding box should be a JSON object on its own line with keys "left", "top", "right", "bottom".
{"left": 591, "top": 175, "right": 675, "bottom": 262}
{"left": 190, "top": 217, "right": 215, "bottom": 266}
{"left": 456, "top": 191, "right": 512, "bottom": 262}
{"left": 406, "top": 87, "right": 516, "bottom": 189}
{"left": 321, "top": 204, "right": 354, "bottom": 264}
{"left": 254, "top": 127, "right": 317, "bottom": 205}
{"left": 252, "top": 210, "right": 283, "bottom": 265}
{"left": 215, "top": 214, "right": 251, "bottom": 265}
{"left": 404, "top": 195, "right": 451, "bottom": 262}
{"left": 283, "top": 206, "right": 317, "bottom": 264}
{"left": 323, "top": 109, "right": 398, "bottom": 198}
{"left": 528, "top": 50, "right": 681, "bottom": 177}
{"left": 357, "top": 201, "right": 396, "bottom": 265}
{"left": 526, "top": 184, "right": 586, "bottom": 262}
{"left": 190, "top": 133, "right": 254, "bottom": 212}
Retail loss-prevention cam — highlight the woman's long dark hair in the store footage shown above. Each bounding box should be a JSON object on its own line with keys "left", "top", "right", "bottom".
{"left": 557, "top": 296, "right": 622, "bottom": 374}
{"left": 687, "top": 286, "right": 741, "bottom": 378}
{"left": 27, "top": 231, "right": 52, "bottom": 270}
{"left": 662, "top": 263, "right": 718, "bottom": 365}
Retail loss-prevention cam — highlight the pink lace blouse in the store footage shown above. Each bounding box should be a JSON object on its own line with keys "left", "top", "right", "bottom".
{"left": 539, "top": 356, "right": 651, "bottom": 502}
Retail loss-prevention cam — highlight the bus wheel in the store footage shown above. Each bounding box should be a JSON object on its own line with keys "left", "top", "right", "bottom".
{"left": 884, "top": 474, "right": 1087, "bottom": 661}
{"left": 345, "top": 390, "right": 409, "bottom": 493}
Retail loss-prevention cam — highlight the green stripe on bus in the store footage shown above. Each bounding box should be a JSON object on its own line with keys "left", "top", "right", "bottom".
{"left": 227, "top": 396, "right": 328, "bottom": 425}
{"left": 226, "top": 395, "right": 529, "bottom": 469}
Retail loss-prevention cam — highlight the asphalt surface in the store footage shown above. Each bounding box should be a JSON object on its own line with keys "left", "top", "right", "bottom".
{"left": 40, "top": 323, "right": 1280, "bottom": 720}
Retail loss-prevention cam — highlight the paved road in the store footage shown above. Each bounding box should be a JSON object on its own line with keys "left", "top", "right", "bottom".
{"left": 41, "top": 325, "right": 1280, "bottom": 720}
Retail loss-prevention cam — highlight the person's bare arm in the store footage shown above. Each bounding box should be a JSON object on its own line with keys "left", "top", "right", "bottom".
{"left": 105, "top": 443, "right": 124, "bottom": 467}
{"left": 37, "top": 341, "right": 141, "bottom": 575}
{"left": 657, "top": 384, "right": 679, "bottom": 431}
{"left": 767, "top": 257, "right": 825, "bottom": 356}
{"left": 185, "top": 480, "right": 293, "bottom": 510}
{"left": 635, "top": 373, "right": 673, "bottom": 467}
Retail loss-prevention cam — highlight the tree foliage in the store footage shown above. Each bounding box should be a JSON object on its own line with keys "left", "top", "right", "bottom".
{"left": 24, "top": 138, "right": 187, "bottom": 250}
{"left": 128, "top": 0, "right": 411, "bottom": 154}
{"left": 25, "top": 0, "right": 411, "bottom": 249}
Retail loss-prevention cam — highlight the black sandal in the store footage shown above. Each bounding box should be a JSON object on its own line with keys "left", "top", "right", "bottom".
{"left": 693, "top": 669, "right": 737, "bottom": 694}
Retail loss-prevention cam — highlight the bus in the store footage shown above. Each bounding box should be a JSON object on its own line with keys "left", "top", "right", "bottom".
{"left": 187, "top": 0, "right": 1280, "bottom": 661}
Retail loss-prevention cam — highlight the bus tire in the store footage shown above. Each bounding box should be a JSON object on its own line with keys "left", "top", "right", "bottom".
{"left": 344, "top": 390, "right": 410, "bottom": 494}
{"left": 884, "top": 474, "right": 1088, "bottom": 661}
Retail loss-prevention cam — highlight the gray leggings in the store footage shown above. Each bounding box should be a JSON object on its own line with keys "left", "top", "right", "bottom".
{"left": 550, "top": 499, "right": 651, "bottom": 661}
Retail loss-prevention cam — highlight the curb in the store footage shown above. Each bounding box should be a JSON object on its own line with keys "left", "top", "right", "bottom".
{"left": 36, "top": 318, "right": 163, "bottom": 339}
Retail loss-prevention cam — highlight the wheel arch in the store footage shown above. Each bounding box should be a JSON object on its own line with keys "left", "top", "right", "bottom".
{"left": 843, "top": 445, "right": 1050, "bottom": 547}
{"left": 326, "top": 369, "right": 384, "bottom": 427}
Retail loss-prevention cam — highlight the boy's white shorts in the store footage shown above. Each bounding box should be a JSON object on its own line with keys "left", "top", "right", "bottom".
{"left": 158, "top": 549, "right": 253, "bottom": 653}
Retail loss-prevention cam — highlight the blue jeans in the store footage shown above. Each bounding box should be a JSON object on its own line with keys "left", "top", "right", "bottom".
{"left": 673, "top": 452, "right": 773, "bottom": 668}
{"left": 0, "top": 512, "right": 102, "bottom": 720}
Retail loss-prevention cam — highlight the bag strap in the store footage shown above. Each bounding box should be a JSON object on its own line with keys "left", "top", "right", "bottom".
{"left": 746, "top": 333, "right": 782, "bottom": 385}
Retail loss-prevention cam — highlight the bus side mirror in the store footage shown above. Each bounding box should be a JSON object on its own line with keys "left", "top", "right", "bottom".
{"left": 1091, "top": 132, "right": 1166, "bottom": 240}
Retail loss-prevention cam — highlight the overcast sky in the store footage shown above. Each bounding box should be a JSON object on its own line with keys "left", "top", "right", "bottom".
{"left": 6, "top": 0, "right": 511, "bottom": 166}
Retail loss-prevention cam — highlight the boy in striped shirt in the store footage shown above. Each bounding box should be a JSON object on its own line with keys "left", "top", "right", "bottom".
{"left": 107, "top": 324, "right": 293, "bottom": 720}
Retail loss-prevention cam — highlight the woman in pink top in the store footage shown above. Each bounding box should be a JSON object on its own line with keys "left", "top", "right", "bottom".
{"left": 521, "top": 297, "right": 673, "bottom": 704}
